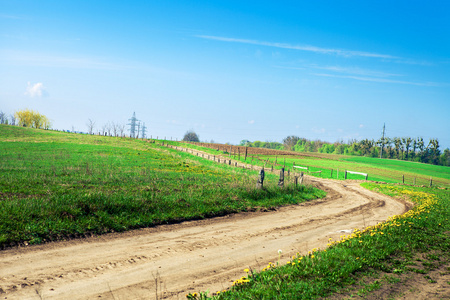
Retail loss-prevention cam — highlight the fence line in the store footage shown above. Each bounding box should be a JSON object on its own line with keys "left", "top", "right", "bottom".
{"left": 163, "top": 142, "right": 448, "bottom": 188}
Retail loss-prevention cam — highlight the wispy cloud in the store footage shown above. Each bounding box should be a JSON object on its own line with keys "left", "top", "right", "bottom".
{"left": 25, "top": 82, "right": 48, "bottom": 98}
{"left": 1, "top": 50, "right": 127, "bottom": 70}
{"left": 312, "top": 65, "right": 401, "bottom": 78}
{"left": 248, "top": 120, "right": 255, "bottom": 124}
{"left": 0, "top": 14, "right": 27, "bottom": 20}
{"left": 196, "top": 35, "right": 398, "bottom": 59}
{"left": 312, "top": 73, "right": 441, "bottom": 87}
{"left": 312, "top": 127, "right": 326, "bottom": 134}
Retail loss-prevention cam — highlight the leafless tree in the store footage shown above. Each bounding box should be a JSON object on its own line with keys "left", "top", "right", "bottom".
{"left": 0, "top": 111, "right": 5, "bottom": 124}
{"left": 105, "top": 122, "right": 112, "bottom": 136}
{"left": 86, "top": 119, "right": 96, "bottom": 134}
{"left": 117, "top": 124, "right": 125, "bottom": 137}
{"left": 112, "top": 122, "right": 118, "bottom": 137}
{"left": 10, "top": 114, "right": 16, "bottom": 125}
{"left": 101, "top": 123, "right": 108, "bottom": 136}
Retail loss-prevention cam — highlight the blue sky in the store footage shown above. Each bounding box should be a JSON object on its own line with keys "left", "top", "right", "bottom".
{"left": 1, "top": 1, "right": 449, "bottom": 148}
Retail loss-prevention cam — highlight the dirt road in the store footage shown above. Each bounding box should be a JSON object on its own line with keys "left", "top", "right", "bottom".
{"left": 0, "top": 177, "right": 410, "bottom": 300}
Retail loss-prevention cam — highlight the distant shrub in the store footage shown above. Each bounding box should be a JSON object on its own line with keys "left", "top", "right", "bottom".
{"left": 182, "top": 130, "right": 200, "bottom": 142}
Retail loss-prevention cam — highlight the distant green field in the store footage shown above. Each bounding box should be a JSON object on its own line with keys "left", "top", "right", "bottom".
{"left": 0, "top": 125, "right": 324, "bottom": 247}
{"left": 176, "top": 142, "right": 449, "bottom": 188}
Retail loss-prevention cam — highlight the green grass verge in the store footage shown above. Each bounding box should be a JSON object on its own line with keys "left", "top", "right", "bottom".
{"left": 0, "top": 125, "right": 325, "bottom": 247}
{"left": 189, "top": 184, "right": 449, "bottom": 299}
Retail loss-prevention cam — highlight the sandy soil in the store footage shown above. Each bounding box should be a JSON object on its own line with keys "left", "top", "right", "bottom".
{"left": 0, "top": 176, "right": 411, "bottom": 300}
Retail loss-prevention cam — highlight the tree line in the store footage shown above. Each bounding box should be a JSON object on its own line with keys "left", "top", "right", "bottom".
{"left": 0, "top": 109, "right": 51, "bottom": 129}
{"left": 240, "top": 136, "right": 450, "bottom": 166}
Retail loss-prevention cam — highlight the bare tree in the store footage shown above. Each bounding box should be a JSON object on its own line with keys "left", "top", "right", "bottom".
{"left": 105, "top": 122, "right": 112, "bottom": 136}
{"left": 118, "top": 124, "right": 126, "bottom": 137}
{"left": 86, "top": 119, "right": 96, "bottom": 134}
{"left": 0, "top": 111, "right": 5, "bottom": 124}
{"left": 112, "top": 122, "right": 118, "bottom": 137}
{"left": 101, "top": 123, "right": 108, "bottom": 136}
{"left": 10, "top": 114, "right": 16, "bottom": 126}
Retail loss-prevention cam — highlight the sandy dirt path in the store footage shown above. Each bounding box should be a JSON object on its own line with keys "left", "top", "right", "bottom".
{"left": 0, "top": 177, "right": 411, "bottom": 300}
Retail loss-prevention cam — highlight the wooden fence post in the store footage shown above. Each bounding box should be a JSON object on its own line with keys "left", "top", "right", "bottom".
{"left": 294, "top": 176, "right": 298, "bottom": 187}
{"left": 278, "top": 168, "right": 285, "bottom": 187}
{"left": 331, "top": 169, "right": 333, "bottom": 178}
{"left": 402, "top": 175, "right": 405, "bottom": 184}
{"left": 344, "top": 170, "right": 347, "bottom": 180}
{"left": 256, "top": 168, "right": 265, "bottom": 189}
{"left": 430, "top": 177, "right": 433, "bottom": 187}
{"left": 245, "top": 147, "right": 248, "bottom": 161}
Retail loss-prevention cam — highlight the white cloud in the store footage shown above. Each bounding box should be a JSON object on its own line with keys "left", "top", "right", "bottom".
{"left": 248, "top": 120, "right": 255, "bottom": 124}
{"left": 359, "top": 124, "right": 364, "bottom": 128}
{"left": 196, "top": 35, "right": 398, "bottom": 59}
{"left": 25, "top": 82, "right": 47, "bottom": 98}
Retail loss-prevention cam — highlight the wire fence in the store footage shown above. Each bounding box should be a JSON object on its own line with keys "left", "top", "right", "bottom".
{"left": 165, "top": 142, "right": 449, "bottom": 189}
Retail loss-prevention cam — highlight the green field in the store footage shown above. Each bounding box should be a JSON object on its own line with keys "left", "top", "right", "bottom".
{"left": 0, "top": 125, "right": 324, "bottom": 247}
{"left": 2, "top": 125, "right": 449, "bottom": 299}
{"left": 176, "top": 142, "right": 450, "bottom": 188}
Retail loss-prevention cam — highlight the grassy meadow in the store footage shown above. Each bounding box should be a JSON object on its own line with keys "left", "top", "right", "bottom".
{"left": 0, "top": 125, "right": 324, "bottom": 247}
{"left": 191, "top": 184, "right": 450, "bottom": 299}
{"left": 1, "top": 125, "right": 449, "bottom": 299}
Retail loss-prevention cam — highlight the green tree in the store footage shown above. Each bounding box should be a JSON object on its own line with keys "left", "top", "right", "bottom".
{"left": 239, "top": 140, "right": 251, "bottom": 146}
{"left": 427, "top": 138, "right": 440, "bottom": 165}
{"left": 440, "top": 148, "right": 450, "bottom": 166}
{"left": 282, "top": 136, "right": 300, "bottom": 151}
{"left": 182, "top": 130, "right": 200, "bottom": 142}
{"left": 14, "top": 109, "right": 50, "bottom": 129}
{"left": 403, "top": 137, "right": 413, "bottom": 160}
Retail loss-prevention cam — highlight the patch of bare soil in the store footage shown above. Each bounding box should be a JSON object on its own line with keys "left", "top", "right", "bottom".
{"left": 394, "top": 264, "right": 450, "bottom": 300}
{"left": 327, "top": 251, "right": 450, "bottom": 300}
{"left": 0, "top": 177, "right": 410, "bottom": 300}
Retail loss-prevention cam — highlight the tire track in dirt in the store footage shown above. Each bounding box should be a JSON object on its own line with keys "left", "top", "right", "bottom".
{"left": 0, "top": 177, "right": 410, "bottom": 300}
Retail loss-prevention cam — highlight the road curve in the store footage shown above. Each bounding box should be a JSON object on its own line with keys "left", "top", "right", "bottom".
{"left": 0, "top": 177, "right": 410, "bottom": 300}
